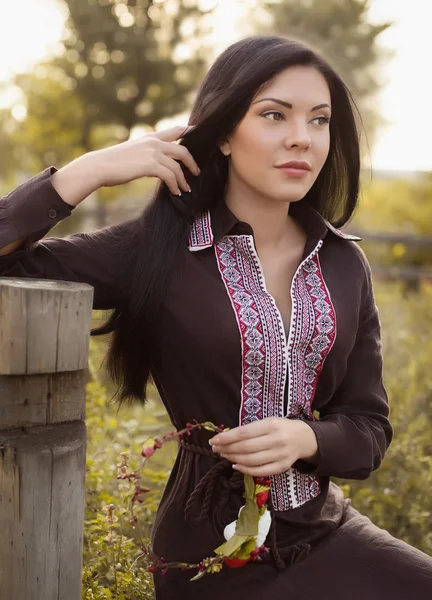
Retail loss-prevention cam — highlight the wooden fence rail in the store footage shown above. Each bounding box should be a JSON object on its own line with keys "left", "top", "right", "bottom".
{"left": 0, "top": 278, "right": 94, "bottom": 600}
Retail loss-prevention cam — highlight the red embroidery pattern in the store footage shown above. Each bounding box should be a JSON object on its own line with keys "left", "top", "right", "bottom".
{"left": 188, "top": 211, "right": 214, "bottom": 251}
{"left": 286, "top": 252, "right": 337, "bottom": 419}
{"left": 273, "top": 249, "right": 336, "bottom": 509}
{"left": 215, "top": 236, "right": 287, "bottom": 424}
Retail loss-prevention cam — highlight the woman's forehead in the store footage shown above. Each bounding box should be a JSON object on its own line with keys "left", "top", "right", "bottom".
{"left": 253, "top": 67, "right": 331, "bottom": 106}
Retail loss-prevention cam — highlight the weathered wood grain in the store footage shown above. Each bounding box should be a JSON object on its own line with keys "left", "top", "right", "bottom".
{"left": 0, "top": 278, "right": 94, "bottom": 600}
{"left": 0, "top": 278, "right": 94, "bottom": 375}
{"left": 0, "top": 423, "right": 87, "bottom": 600}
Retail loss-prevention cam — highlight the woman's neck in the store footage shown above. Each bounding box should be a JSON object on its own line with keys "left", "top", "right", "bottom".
{"left": 224, "top": 179, "right": 301, "bottom": 251}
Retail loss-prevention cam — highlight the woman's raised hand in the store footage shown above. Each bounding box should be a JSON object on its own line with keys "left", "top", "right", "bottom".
{"left": 51, "top": 125, "right": 200, "bottom": 207}
{"left": 94, "top": 125, "right": 200, "bottom": 194}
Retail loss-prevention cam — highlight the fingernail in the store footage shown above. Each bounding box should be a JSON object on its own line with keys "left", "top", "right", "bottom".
{"left": 187, "top": 187, "right": 192, "bottom": 192}
{"left": 177, "top": 191, "right": 182, "bottom": 196}
{"left": 209, "top": 439, "right": 214, "bottom": 445}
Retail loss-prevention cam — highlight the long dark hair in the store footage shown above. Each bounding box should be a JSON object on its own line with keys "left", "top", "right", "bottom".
{"left": 91, "top": 35, "right": 362, "bottom": 407}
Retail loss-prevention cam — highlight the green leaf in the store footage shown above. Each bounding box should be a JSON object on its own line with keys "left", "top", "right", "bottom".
{"left": 235, "top": 478, "right": 259, "bottom": 537}
{"left": 235, "top": 538, "right": 257, "bottom": 560}
{"left": 236, "top": 502, "right": 259, "bottom": 536}
{"left": 214, "top": 533, "right": 250, "bottom": 556}
{"left": 244, "top": 474, "right": 255, "bottom": 501}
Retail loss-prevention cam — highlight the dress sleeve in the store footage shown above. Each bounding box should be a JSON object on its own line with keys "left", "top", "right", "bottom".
{"left": 296, "top": 247, "right": 393, "bottom": 480}
{"left": 0, "top": 167, "right": 140, "bottom": 310}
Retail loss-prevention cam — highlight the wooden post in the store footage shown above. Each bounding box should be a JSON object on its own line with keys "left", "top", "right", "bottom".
{"left": 0, "top": 278, "right": 94, "bottom": 600}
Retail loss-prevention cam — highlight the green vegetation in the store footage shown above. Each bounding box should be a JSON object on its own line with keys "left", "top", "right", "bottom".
{"left": 338, "top": 280, "right": 432, "bottom": 555}
{"left": 82, "top": 334, "right": 174, "bottom": 599}
{"left": 352, "top": 175, "right": 432, "bottom": 271}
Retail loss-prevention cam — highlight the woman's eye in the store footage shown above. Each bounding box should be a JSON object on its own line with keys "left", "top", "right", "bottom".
{"left": 312, "top": 116, "right": 330, "bottom": 125}
{"left": 262, "top": 111, "right": 284, "bottom": 121}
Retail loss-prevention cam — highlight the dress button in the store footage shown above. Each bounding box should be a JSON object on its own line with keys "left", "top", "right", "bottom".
{"left": 48, "top": 209, "right": 57, "bottom": 218}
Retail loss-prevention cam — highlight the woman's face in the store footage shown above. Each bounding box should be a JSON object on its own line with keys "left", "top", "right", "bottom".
{"left": 221, "top": 65, "right": 332, "bottom": 204}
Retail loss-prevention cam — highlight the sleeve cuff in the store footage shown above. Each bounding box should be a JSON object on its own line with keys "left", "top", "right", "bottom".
{"left": 295, "top": 420, "right": 344, "bottom": 477}
{"left": 2, "top": 167, "right": 74, "bottom": 245}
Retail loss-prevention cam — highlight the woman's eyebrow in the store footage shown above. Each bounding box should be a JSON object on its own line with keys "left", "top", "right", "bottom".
{"left": 252, "top": 97, "right": 331, "bottom": 112}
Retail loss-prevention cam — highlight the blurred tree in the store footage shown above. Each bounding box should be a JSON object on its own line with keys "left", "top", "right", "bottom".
{"left": 256, "top": 0, "right": 392, "bottom": 148}
{"left": 10, "top": 65, "right": 87, "bottom": 172}
{"left": 55, "top": 0, "right": 217, "bottom": 149}
{"left": 0, "top": 107, "right": 18, "bottom": 182}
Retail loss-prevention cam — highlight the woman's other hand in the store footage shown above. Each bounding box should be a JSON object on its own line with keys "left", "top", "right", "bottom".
{"left": 209, "top": 417, "right": 319, "bottom": 477}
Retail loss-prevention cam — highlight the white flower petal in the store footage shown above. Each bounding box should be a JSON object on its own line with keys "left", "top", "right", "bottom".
{"left": 223, "top": 506, "right": 245, "bottom": 541}
{"left": 223, "top": 520, "right": 237, "bottom": 541}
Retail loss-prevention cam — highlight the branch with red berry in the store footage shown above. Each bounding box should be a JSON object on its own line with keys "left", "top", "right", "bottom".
{"left": 114, "top": 420, "right": 272, "bottom": 581}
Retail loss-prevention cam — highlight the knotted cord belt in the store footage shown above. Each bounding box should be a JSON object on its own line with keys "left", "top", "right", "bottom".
{"left": 180, "top": 440, "right": 312, "bottom": 571}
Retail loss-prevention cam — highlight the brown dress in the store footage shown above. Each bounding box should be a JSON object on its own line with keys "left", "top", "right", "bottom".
{"left": 1, "top": 168, "right": 432, "bottom": 599}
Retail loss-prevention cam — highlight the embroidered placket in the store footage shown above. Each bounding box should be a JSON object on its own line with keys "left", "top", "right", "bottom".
{"left": 215, "top": 234, "right": 336, "bottom": 511}
{"left": 188, "top": 210, "right": 337, "bottom": 510}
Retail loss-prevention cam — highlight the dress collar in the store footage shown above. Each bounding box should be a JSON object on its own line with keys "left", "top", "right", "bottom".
{"left": 188, "top": 200, "right": 362, "bottom": 252}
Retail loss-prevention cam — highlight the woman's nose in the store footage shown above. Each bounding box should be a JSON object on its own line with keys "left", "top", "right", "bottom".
{"left": 283, "top": 122, "right": 312, "bottom": 149}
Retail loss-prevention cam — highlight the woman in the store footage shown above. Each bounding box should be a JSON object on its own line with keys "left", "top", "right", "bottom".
{"left": 1, "top": 36, "right": 431, "bottom": 599}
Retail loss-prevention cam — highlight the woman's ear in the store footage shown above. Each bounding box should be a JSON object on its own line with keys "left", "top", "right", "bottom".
{"left": 219, "top": 140, "right": 231, "bottom": 156}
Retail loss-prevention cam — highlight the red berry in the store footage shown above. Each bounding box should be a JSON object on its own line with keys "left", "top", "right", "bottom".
{"left": 148, "top": 566, "right": 158, "bottom": 574}
{"left": 254, "top": 476, "right": 271, "bottom": 486}
{"left": 141, "top": 446, "right": 155, "bottom": 458}
{"left": 256, "top": 490, "right": 269, "bottom": 508}
{"left": 223, "top": 556, "right": 252, "bottom": 568}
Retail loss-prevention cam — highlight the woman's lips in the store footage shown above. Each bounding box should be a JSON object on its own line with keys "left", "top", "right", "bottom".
{"left": 277, "top": 167, "right": 310, "bottom": 178}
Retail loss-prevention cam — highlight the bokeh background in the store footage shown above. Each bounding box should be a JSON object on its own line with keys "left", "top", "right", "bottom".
{"left": 1, "top": 1, "right": 431, "bottom": 598}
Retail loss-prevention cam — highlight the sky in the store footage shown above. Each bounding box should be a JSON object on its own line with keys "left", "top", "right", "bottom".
{"left": 0, "top": 0, "right": 430, "bottom": 172}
